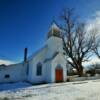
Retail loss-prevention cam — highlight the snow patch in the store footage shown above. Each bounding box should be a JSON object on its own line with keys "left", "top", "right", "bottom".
{"left": 0, "top": 80, "right": 100, "bottom": 100}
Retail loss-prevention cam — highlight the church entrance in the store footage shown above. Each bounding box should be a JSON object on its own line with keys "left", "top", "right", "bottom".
{"left": 55, "top": 65, "right": 63, "bottom": 83}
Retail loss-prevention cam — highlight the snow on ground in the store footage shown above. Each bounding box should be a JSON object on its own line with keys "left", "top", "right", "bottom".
{"left": 0, "top": 80, "right": 100, "bottom": 100}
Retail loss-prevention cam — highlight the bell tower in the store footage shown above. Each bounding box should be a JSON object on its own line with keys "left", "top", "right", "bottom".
{"left": 46, "top": 21, "right": 64, "bottom": 58}
{"left": 47, "top": 21, "right": 62, "bottom": 38}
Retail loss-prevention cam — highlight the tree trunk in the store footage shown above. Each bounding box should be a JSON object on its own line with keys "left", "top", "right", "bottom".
{"left": 77, "top": 66, "right": 83, "bottom": 77}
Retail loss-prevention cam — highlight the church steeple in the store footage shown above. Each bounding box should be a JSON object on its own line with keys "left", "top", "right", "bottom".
{"left": 47, "top": 21, "right": 61, "bottom": 38}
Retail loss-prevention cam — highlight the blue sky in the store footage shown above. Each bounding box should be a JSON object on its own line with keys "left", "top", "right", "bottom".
{"left": 0, "top": 0, "right": 100, "bottom": 63}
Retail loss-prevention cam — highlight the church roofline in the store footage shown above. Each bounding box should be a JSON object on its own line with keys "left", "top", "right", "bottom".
{"left": 47, "top": 20, "right": 63, "bottom": 39}
{"left": 28, "top": 45, "right": 48, "bottom": 61}
{"left": 50, "top": 20, "right": 60, "bottom": 30}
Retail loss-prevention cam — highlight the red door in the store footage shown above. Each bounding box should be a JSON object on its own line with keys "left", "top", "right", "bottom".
{"left": 55, "top": 68, "right": 63, "bottom": 82}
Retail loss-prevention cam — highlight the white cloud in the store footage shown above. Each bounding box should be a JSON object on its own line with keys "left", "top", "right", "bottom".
{"left": 83, "top": 57, "right": 100, "bottom": 67}
{"left": 86, "top": 11, "right": 100, "bottom": 34}
{"left": 0, "top": 59, "right": 15, "bottom": 65}
{"left": 83, "top": 11, "right": 100, "bottom": 67}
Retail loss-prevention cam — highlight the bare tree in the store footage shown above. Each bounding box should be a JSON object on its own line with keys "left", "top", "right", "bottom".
{"left": 60, "top": 8, "right": 96, "bottom": 76}
{"left": 91, "top": 28, "right": 100, "bottom": 59}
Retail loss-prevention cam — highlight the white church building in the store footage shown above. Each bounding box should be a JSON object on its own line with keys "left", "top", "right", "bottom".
{"left": 0, "top": 22, "right": 68, "bottom": 84}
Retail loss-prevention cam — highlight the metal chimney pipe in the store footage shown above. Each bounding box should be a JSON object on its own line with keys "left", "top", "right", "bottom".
{"left": 24, "top": 48, "right": 27, "bottom": 63}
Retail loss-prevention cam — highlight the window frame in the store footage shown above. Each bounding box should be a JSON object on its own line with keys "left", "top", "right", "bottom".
{"left": 36, "top": 62, "right": 42, "bottom": 76}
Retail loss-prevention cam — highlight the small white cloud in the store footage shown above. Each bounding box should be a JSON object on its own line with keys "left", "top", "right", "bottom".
{"left": 94, "top": 11, "right": 100, "bottom": 18}
{"left": 0, "top": 59, "right": 14, "bottom": 65}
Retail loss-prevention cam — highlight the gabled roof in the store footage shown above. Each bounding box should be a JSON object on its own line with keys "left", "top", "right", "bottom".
{"left": 28, "top": 45, "right": 48, "bottom": 61}
{"left": 44, "top": 52, "right": 66, "bottom": 63}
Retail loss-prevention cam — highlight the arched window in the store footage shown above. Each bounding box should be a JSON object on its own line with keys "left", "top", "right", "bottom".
{"left": 36, "top": 62, "right": 42, "bottom": 76}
